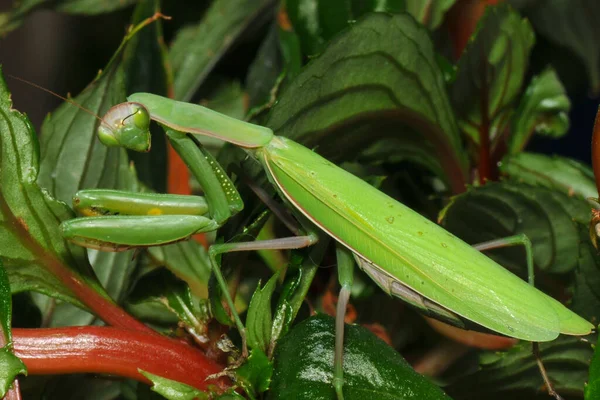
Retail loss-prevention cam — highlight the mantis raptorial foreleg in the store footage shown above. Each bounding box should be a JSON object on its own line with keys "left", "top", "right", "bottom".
{"left": 473, "top": 233, "right": 563, "bottom": 400}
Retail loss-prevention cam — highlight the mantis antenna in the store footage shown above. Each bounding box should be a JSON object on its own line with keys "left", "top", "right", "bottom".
{"left": 7, "top": 74, "right": 114, "bottom": 131}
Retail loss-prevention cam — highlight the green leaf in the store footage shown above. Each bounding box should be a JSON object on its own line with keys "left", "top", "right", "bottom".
{"left": 37, "top": 51, "right": 131, "bottom": 205}
{"left": 123, "top": 0, "right": 170, "bottom": 193}
{"left": 523, "top": 0, "right": 600, "bottom": 93}
{"left": 139, "top": 370, "right": 209, "bottom": 400}
{"left": 266, "top": 12, "right": 467, "bottom": 192}
{"left": 169, "top": 0, "right": 276, "bottom": 101}
{"left": 246, "top": 271, "right": 279, "bottom": 352}
{"left": 500, "top": 152, "right": 597, "bottom": 199}
{"left": 268, "top": 314, "right": 450, "bottom": 399}
{"left": 440, "top": 181, "right": 590, "bottom": 274}
{"left": 270, "top": 268, "right": 302, "bottom": 346}
{"left": 55, "top": 0, "right": 137, "bottom": 14}
{"left": 451, "top": 4, "right": 534, "bottom": 144}
{"left": 405, "top": 0, "right": 456, "bottom": 29}
{"left": 128, "top": 269, "right": 207, "bottom": 340}
{"left": 0, "top": 0, "right": 136, "bottom": 36}
{"left": 0, "top": 347, "right": 27, "bottom": 398}
{"left": 446, "top": 336, "right": 592, "bottom": 398}
{"left": 245, "top": 19, "right": 303, "bottom": 122}
{"left": 0, "top": 0, "right": 44, "bottom": 36}
{"left": 285, "top": 0, "right": 405, "bottom": 56}
{"left": 235, "top": 348, "right": 273, "bottom": 396}
{"left": 202, "top": 80, "right": 247, "bottom": 122}
{"left": 148, "top": 241, "right": 212, "bottom": 299}
{"left": 246, "top": 25, "right": 286, "bottom": 112}
{"left": 586, "top": 329, "right": 600, "bottom": 399}
{"left": 0, "top": 66, "right": 100, "bottom": 306}
{"left": 0, "top": 262, "right": 10, "bottom": 342}
{"left": 570, "top": 224, "right": 600, "bottom": 324}
{"left": 507, "top": 67, "right": 570, "bottom": 154}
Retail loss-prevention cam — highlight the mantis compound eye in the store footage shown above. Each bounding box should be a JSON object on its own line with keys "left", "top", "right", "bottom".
{"left": 132, "top": 107, "right": 151, "bottom": 130}
{"left": 97, "top": 102, "right": 151, "bottom": 152}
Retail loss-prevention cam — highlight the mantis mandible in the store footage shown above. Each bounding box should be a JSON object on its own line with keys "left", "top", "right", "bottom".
{"left": 59, "top": 93, "right": 594, "bottom": 399}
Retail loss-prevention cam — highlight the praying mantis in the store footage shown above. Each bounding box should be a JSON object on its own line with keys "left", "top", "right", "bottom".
{"left": 59, "top": 92, "right": 594, "bottom": 399}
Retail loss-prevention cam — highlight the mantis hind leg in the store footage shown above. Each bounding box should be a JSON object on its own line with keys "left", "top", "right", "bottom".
{"left": 473, "top": 233, "right": 564, "bottom": 400}
{"left": 333, "top": 245, "right": 355, "bottom": 400}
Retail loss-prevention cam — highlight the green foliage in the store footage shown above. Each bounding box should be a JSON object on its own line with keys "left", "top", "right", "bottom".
{"left": 451, "top": 4, "right": 534, "bottom": 145}
{"left": 139, "top": 370, "right": 209, "bottom": 400}
{"left": 246, "top": 271, "right": 279, "bottom": 353}
{"left": 268, "top": 315, "right": 450, "bottom": 399}
{"left": 586, "top": 333, "right": 600, "bottom": 400}
{"left": 0, "top": 1, "right": 599, "bottom": 399}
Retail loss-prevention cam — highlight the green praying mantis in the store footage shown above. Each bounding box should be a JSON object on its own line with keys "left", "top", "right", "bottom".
{"left": 58, "top": 92, "right": 594, "bottom": 399}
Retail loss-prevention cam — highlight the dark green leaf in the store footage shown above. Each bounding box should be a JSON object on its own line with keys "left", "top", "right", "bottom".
{"left": 570, "top": 224, "right": 600, "bottom": 324}
{"left": 451, "top": 4, "right": 534, "bottom": 144}
{"left": 270, "top": 269, "right": 302, "bottom": 347}
{"left": 202, "top": 81, "right": 246, "bottom": 121}
{"left": 0, "top": 347, "right": 27, "bottom": 398}
{"left": 139, "top": 370, "right": 209, "bottom": 400}
{"left": 148, "top": 241, "right": 212, "bottom": 299}
{"left": 500, "top": 152, "right": 597, "bottom": 199}
{"left": 586, "top": 330, "right": 600, "bottom": 399}
{"left": 128, "top": 269, "right": 207, "bottom": 340}
{"left": 37, "top": 53, "right": 131, "bottom": 205}
{"left": 507, "top": 67, "right": 570, "bottom": 154}
{"left": 523, "top": 0, "right": 600, "bottom": 93}
{"left": 268, "top": 314, "right": 450, "bottom": 399}
{"left": 246, "top": 271, "right": 279, "bottom": 352}
{"left": 170, "top": 0, "right": 276, "bottom": 101}
{"left": 0, "top": 0, "right": 136, "bottom": 36}
{"left": 246, "top": 25, "right": 285, "bottom": 112}
{"left": 0, "top": 0, "right": 44, "bottom": 36}
{"left": 405, "top": 0, "right": 456, "bottom": 29}
{"left": 0, "top": 67, "right": 101, "bottom": 306}
{"left": 246, "top": 19, "right": 303, "bottom": 122}
{"left": 446, "top": 336, "right": 592, "bottom": 398}
{"left": 55, "top": 0, "right": 137, "bottom": 14}
{"left": 440, "top": 181, "right": 590, "bottom": 274}
{"left": 123, "top": 0, "right": 170, "bottom": 192}
{"left": 235, "top": 348, "right": 273, "bottom": 396}
{"left": 266, "top": 12, "right": 467, "bottom": 192}
{"left": 285, "top": 0, "right": 405, "bottom": 56}
{"left": 0, "top": 262, "right": 10, "bottom": 342}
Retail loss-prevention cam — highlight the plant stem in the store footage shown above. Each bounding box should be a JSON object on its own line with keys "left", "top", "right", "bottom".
{"left": 12, "top": 327, "right": 228, "bottom": 391}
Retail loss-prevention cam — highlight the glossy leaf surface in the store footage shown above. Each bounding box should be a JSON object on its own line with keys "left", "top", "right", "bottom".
{"left": 268, "top": 314, "right": 450, "bottom": 399}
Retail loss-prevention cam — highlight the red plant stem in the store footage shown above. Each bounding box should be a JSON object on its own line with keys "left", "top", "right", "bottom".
{"left": 592, "top": 107, "right": 600, "bottom": 197}
{"left": 12, "top": 327, "right": 228, "bottom": 391}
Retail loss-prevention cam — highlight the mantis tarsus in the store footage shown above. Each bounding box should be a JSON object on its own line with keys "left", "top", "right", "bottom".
{"left": 56, "top": 93, "right": 593, "bottom": 399}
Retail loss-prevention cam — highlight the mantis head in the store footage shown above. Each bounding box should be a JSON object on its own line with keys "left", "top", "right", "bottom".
{"left": 98, "top": 102, "right": 152, "bottom": 152}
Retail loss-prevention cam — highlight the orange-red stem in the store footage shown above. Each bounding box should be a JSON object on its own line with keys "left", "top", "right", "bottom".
{"left": 12, "top": 327, "right": 228, "bottom": 391}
